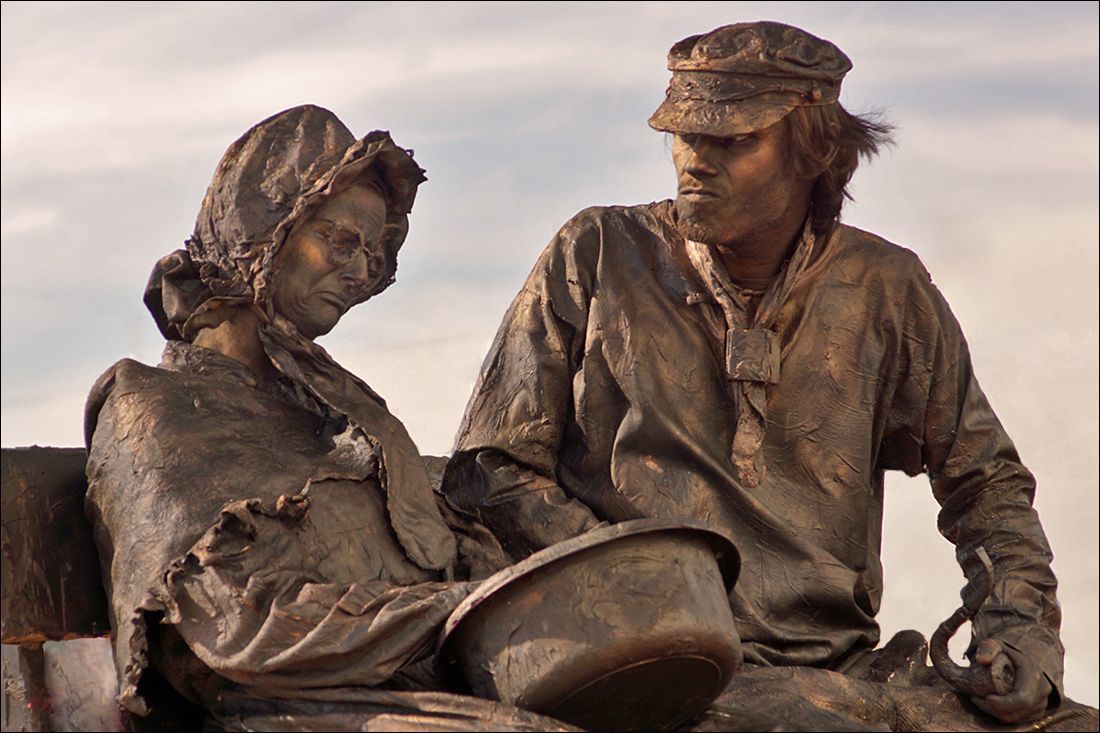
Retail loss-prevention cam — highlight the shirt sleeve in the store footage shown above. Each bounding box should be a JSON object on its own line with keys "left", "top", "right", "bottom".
{"left": 443, "top": 217, "right": 603, "bottom": 559}
{"left": 878, "top": 256, "right": 1063, "bottom": 699}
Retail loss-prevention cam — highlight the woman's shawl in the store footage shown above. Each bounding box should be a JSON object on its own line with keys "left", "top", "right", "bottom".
{"left": 85, "top": 344, "right": 479, "bottom": 715}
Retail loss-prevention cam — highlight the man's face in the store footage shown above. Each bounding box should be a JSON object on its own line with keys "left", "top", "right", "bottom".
{"left": 272, "top": 183, "right": 388, "bottom": 339}
{"left": 672, "top": 119, "right": 810, "bottom": 249}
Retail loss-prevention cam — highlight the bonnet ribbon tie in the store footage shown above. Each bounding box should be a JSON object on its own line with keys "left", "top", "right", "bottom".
{"left": 259, "top": 320, "right": 457, "bottom": 572}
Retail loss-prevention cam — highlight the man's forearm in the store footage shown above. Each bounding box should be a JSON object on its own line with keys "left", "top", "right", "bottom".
{"left": 444, "top": 449, "right": 602, "bottom": 559}
{"left": 928, "top": 368, "right": 1063, "bottom": 698}
{"left": 941, "top": 479, "right": 1064, "bottom": 698}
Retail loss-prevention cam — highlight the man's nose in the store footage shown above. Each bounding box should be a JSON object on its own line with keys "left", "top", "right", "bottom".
{"left": 681, "top": 135, "right": 720, "bottom": 177}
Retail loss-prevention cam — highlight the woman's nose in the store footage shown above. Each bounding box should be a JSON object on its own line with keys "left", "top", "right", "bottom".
{"left": 340, "top": 249, "right": 371, "bottom": 290}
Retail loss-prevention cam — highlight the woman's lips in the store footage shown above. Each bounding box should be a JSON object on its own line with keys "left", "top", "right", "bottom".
{"left": 318, "top": 292, "right": 347, "bottom": 310}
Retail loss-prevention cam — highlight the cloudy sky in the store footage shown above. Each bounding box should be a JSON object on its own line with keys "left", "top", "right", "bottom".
{"left": 3, "top": 1, "right": 1097, "bottom": 706}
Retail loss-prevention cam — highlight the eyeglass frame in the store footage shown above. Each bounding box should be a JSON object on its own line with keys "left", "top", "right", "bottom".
{"left": 306, "top": 217, "right": 388, "bottom": 273}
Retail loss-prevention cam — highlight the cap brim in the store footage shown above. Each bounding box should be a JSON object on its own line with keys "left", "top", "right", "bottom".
{"left": 648, "top": 97, "right": 795, "bottom": 137}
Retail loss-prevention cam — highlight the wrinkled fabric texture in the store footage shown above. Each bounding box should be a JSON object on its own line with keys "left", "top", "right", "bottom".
{"left": 254, "top": 313, "right": 459, "bottom": 573}
{"left": 692, "top": 653, "right": 1097, "bottom": 732}
{"left": 206, "top": 687, "right": 581, "bottom": 732}
{"left": 444, "top": 201, "right": 1064, "bottom": 701}
{"left": 154, "top": 104, "right": 425, "bottom": 326}
{"left": 648, "top": 22, "right": 851, "bottom": 137}
{"left": 84, "top": 343, "right": 509, "bottom": 722}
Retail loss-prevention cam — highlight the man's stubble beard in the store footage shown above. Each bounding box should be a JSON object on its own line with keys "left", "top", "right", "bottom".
{"left": 674, "top": 196, "right": 738, "bottom": 246}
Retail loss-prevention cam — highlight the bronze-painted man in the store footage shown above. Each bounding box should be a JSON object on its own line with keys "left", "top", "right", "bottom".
{"left": 444, "top": 22, "right": 1087, "bottom": 730}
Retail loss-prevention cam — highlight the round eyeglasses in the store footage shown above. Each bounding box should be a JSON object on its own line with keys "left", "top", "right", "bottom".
{"left": 308, "top": 217, "right": 378, "bottom": 267}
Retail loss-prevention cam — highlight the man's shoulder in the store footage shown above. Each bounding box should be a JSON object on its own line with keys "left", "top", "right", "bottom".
{"left": 540, "top": 201, "right": 673, "bottom": 272}
{"left": 830, "top": 223, "right": 932, "bottom": 285}
{"left": 556, "top": 201, "right": 672, "bottom": 242}
{"left": 825, "top": 225, "right": 959, "bottom": 330}
{"left": 562, "top": 201, "right": 670, "bottom": 224}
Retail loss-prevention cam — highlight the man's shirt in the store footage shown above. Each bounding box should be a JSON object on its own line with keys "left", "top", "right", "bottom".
{"left": 444, "top": 201, "right": 1062, "bottom": 688}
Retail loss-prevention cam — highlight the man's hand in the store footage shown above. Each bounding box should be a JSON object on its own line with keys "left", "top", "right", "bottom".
{"left": 970, "top": 638, "right": 1053, "bottom": 724}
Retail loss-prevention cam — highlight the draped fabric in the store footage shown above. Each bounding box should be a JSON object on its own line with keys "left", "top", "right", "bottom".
{"left": 256, "top": 317, "right": 457, "bottom": 571}
{"left": 86, "top": 344, "right": 478, "bottom": 717}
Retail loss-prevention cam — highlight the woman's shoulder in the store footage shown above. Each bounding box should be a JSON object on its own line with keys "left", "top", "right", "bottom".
{"left": 83, "top": 349, "right": 325, "bottom": 496}
{"left": 83, "top": 352, "right": 230, "bottom": 447}
{"left": 83, "top": 357, "right": 162, "bottom": 449}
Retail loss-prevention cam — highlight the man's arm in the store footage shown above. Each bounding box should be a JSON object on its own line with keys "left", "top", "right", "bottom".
{"left": 443, "top": 220, "right": 603, "bottom": 559}
{"left": 445, "top": 450, "right": 601, "bottom": 559}
{"left": 879, "top": 258, "right": 1062, "bottom": 721}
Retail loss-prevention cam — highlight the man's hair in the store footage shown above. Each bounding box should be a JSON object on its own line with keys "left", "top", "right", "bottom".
{"left": 786, "top": 104, "right": 894, "bottom": 234}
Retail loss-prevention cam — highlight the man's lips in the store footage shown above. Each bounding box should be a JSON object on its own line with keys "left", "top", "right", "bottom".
{"left": 678, "top": 186, "right": 720, "bottom": 199}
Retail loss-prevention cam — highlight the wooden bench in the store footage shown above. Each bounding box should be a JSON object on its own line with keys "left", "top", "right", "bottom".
{"left": 2, "top": 446, "right": 120, "bottom": 732}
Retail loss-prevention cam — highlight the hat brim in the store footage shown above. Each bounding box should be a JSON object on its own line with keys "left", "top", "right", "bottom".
{"left": 648, "top": 96, "right": 796, "bottom": 137}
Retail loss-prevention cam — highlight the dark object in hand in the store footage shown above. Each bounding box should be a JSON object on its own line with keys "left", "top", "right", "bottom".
{"left": 930, "top": 546, "right": 1015, "bottom": 698}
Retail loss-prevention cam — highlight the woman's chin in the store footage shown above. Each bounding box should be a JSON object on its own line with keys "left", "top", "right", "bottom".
{"left": 281, "top": 303, "right": 343, "bottom": 340}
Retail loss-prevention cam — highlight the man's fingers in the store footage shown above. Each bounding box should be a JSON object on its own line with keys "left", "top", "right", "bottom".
{"left": 969, "top": 642, "right": 1054, "bottom": 725}
{"left": 971, "top": 691, "right": 1045, "bottom": 724}
{"left": 974, "top": 638, "right": 1004, "bottom": 666}
{"left": 971, "top": 694, "right": 1000, "bottom": 719}
{"left": 971, "top": 658, "right": 1052, "bottom": 725}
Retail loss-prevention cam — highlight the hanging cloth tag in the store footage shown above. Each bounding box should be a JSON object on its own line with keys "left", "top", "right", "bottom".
{"left": 727, "top": 328, "right": 781, "bottom": 384}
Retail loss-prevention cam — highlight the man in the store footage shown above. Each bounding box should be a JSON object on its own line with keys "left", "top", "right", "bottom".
{"left": 443, "top": 22, "right": 1072, "bottom": 728}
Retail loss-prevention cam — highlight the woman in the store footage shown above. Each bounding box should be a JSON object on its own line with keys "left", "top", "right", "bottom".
{"left": 84, "top": 105, "right": 564, "bottom": 732}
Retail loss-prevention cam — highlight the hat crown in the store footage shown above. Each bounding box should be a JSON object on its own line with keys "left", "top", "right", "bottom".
{"left": 650, "top": 22, "right": 851, "bottom": 137}
{"left": 670, "top": 21, "right": 851, "bottom": 81}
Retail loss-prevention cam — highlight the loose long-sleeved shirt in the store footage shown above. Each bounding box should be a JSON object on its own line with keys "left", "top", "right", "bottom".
{"left": 444, "top": 201, "right": 1063, "bottom": 689}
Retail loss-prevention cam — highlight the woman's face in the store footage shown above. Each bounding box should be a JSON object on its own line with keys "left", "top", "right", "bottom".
{"left": 272, "top": 183, "right": 388, "bottom": 339}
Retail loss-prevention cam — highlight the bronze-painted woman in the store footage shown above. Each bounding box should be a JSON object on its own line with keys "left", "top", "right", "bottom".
{"left": 83, "top": 105, "right": 562, "bottom": 732}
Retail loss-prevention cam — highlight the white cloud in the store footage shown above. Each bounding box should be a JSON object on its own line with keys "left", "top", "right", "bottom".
{"left": 0, "top": 206, "right": 60, "bottom": 236}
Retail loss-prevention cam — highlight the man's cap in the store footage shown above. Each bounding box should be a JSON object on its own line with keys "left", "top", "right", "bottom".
{"left": 648, "top": 21, "right": 852, "bottom": 137}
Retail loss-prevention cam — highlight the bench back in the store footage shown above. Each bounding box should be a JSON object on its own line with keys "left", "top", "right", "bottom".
{"left": 1, "top": 446, "right": 110, "bottom": 644}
